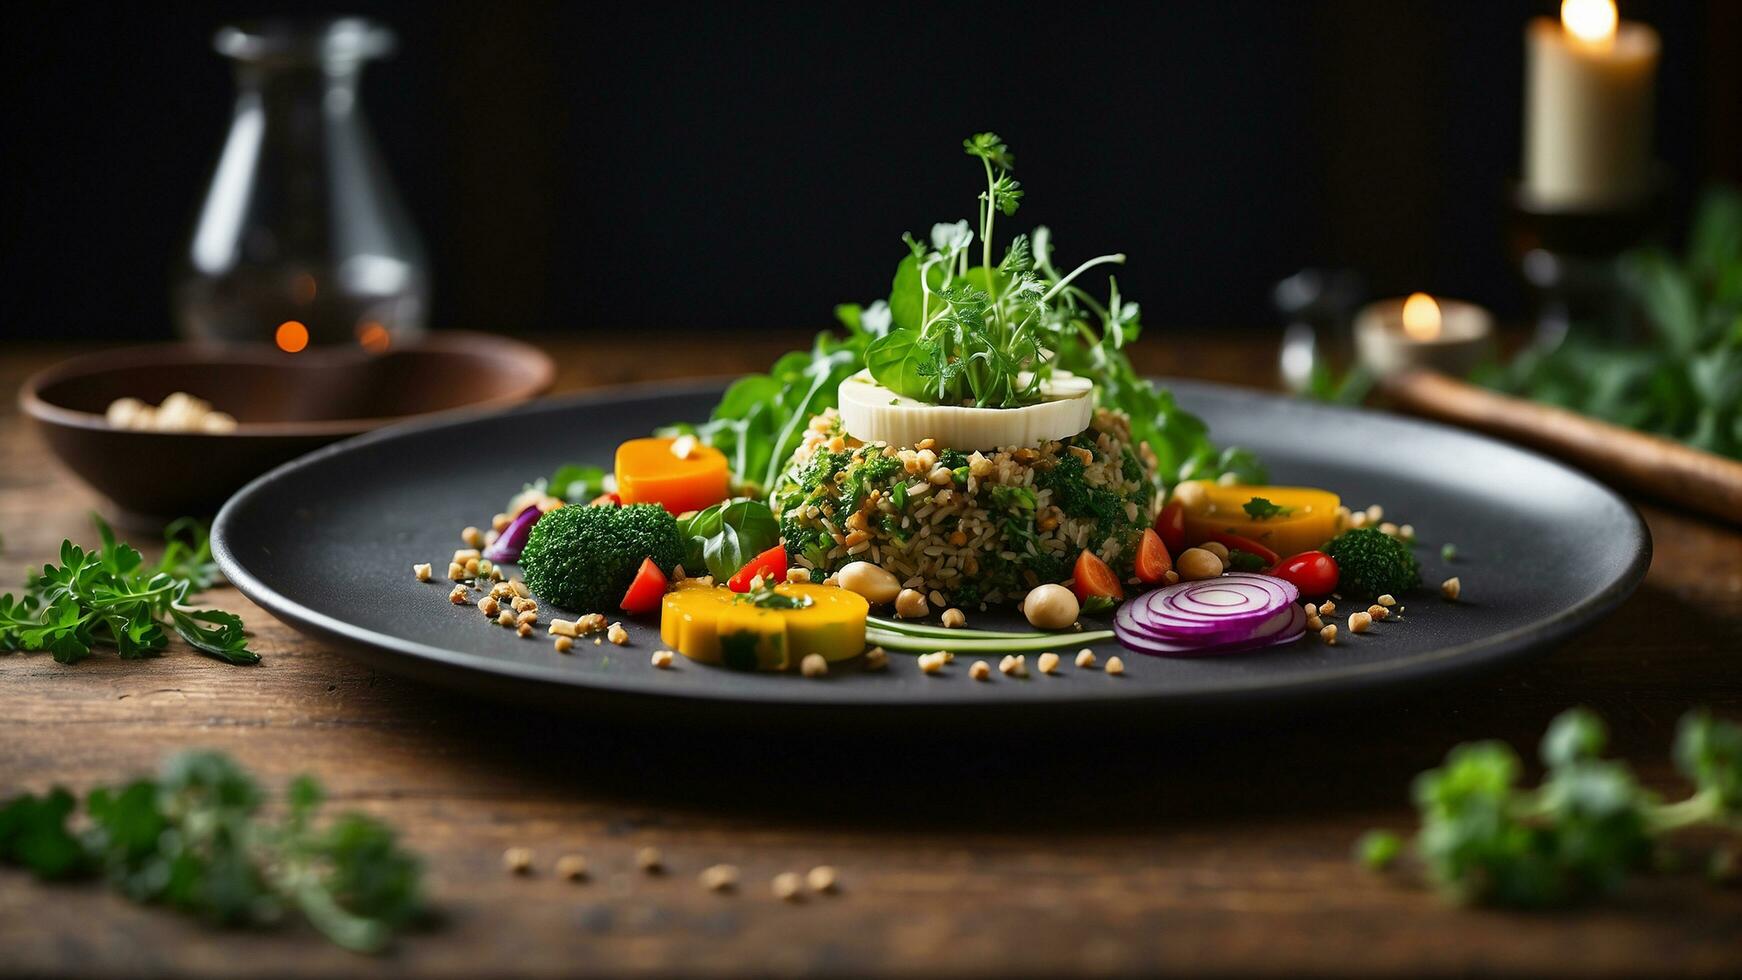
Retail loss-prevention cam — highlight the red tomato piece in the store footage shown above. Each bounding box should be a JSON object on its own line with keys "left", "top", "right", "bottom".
{"left": 1154, "top": 499, "right": 1186, "bottom": 555}
{"left": 1134, "top": 528, "right": 1172, "bottom": 585}
{"left": 1072, "top": 549, "right": 1125, "bottom": 602}
{"left": 1271, "top": 550, "right": 1340, "bottom": 598}
{"left": 620, "top": 557, "right": 669, "bottom": 614}
{"left": 727, "top": 543, "right": 788, "bottom": 593}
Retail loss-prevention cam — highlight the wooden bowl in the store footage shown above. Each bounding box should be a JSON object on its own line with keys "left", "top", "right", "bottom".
{"left": 21, "top": 331, "right": 554, "bottom": 528}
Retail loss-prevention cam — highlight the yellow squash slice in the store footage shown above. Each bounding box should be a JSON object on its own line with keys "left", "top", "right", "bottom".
{"left": 660, "top": 581, "right": 869, "bottom": 671}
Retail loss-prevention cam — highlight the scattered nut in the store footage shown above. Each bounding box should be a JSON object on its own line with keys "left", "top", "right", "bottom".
{"left": 1075, "top": 648, "right": 1097, "bottom": 669}
{"left": 503, "top": 847, "right": 533, "bottom": 875}
{"left": 453, "top": 548, "right": 482, "bottom": 564}
{"left": 492, "top": 512, "right": 513, "bottom": 533}
{"left": 512, "top": 596, "right": 538, "bottom": 613}
{"left": 772, "top": 871, "right": 804, "bottom": 902}
{"left": 464, "top": 557, "right": 480, "bottom": 577}
{"left": 1367, "top": 604, "right": 1388, "bottom": 621}
{"left": 998, "top": 654, "right": 1028, "bottom": 678}
{"left": 1037, "top": 651, "right": 1060, "bottom": 675}
{"left": 1163, "top": 569, "right": 1180, "bottom": 586}
{"left": 800, "top": 653, "right": 828, "bottom": 678}
{"left": 1104, "top": 656, "right": 1125, "bottom": 676}
{"left": 918, "top": 652, "right": 947, "bottom": 674}
{"left": 509, "top": 578, "right": 531, "bottom": 599}
{"left": 413, "top": 562, "right": 432, "bottom": 582}
{"left": 448, "top": 585, "right": 469, "bottom": 605}
{"left": 636, "top": 847, "right": 664, "bottom": 874}
{"left": 700, "top": 864, "right": 739, "bottom": 892}
{"left": 497, "top": 610, "right": 515, "bottom": 627}
{"left": 555, "top": 854, "right": 588, "bottom": 880}
{"left": 1320, "top": 624, "right": 1338, "bottom": 644}
{"left": 1441, "top": 577, "right": 1462, "bottom": 601}
{"left": 862, "top": 647, "right": 888, "bottom": 671}
{"left": 607, "top": 622, "right": 629, "bottom": 645}
{"left": 478, "top": 596, "right": 500, "bottom": 617}
{"left": 1349, "top": 611, "right": 1372, "bottom": 633}
{"left": 548, "top": 618, "right": 578, "bottom": 637}
{"left": 1377, "top": 594, "right": 1397, "bottom": 607}
{"left": 1379, "top": 521, "right": 1399, "bottom": 537}
{"left": 517, "top": 610, "right": 538, "bottom": 626}
{"left": 928, "top": 589, "right": 947, "bottom": 608}
{"left": 1303, "top": 603, "right": 1318, "bottom": 617}
{"left": 461, "top": 526, "right": 484, "bottom": 548}
{"left": 1306, "top": 614, "right": 1324, "bottom": 631}
{"left": 969, "top": 659, "right": 991, "bottom": 681}
{"left": 1366, "top": 504, "right": 1383, "bottom": 523}
{"left": 786, "top": 567, "right": 812, "bottom": 584}
{"left": 940, "top": 607, "right": 966, "bottom": 629}
{"left": 894, "top": 588, "right": 930, "bottom": 619}
{"left": 1399, "top": 524, "right": 1415, "bottom": 541}
{"left": 807, "top": 866, "right": 838, "bottom": 894}
{"left": 516, "top": 622, "right": 533, "bottom": 637}
{"left": 577, "top": 613, "right": 608, "bottom": 633}
{"left": 651, "top": 649, "right": 675, "bottom": 669}
{"left": 447, "top": 561, "right": 467, "bottom": 581}
{"left": 1022, "top": 583, "right": 1080, "bottom": 629}
{"left": 554, "top": 636, "right": 574, "bottom": 653}
{"left": 1319, "top": 600, "right": 1337, "bottom": 616}
{"left": 836, "top": 561, "right": 901, "bottom": 604}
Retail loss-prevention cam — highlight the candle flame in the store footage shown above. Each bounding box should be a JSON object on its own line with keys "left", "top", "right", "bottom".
{"left": 1561, "top": 0, "right": 1617, "bottom": 45}
{"left": 275, "top": 320, "right": 309, "bottom": 353}
{"left": 1401, "top": 293, "right": 1442, "bottom": 341}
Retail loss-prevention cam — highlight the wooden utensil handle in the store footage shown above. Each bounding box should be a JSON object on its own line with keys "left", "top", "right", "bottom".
{"left": 1382, "top": 370, "right": 1742, "bottom": 524}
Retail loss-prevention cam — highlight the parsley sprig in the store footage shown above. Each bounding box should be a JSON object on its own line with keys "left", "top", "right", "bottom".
{"left": 0, "top": 751, "right": 425, "bottom": 953}
{"left": 1241, "top": 496, "right": 1293, "bottom": 520}
{"left": 0, "top": 515, "right": 258, "bottom": 665}
{"left": 1359, "top": 707, "right": 1742, "bottom": 906}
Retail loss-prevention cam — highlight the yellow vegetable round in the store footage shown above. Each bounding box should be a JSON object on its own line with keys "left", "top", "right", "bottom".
{"left": 660, "top": 581, "right": 869, "bottom": 671}
{"left": 1176, "top": 481, "right": 1342, "bottom": 558}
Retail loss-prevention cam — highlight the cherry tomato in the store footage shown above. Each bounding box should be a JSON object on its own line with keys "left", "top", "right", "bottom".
{"left": 1072, "top": 549, "right": 1125, "bottom": 603}
{"left": 1134, "top": 528, "right": 1172, "bottom": 585}
{"left": 727, "top": 543, "right": 788, "bottom": 593}
{"left": 620, "top": 557, "right": 669, "bottom": 614}
{"left": 1204, "top": 531, "right": 1280, "bottom": 567}
{"left": 1154, "top": 499, "right": 1186, "bottom": 555}
{"left": 1271, "top": 550, "right": 1339, "bottom": 598}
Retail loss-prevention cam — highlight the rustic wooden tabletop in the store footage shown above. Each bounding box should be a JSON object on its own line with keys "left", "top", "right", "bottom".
{"left": 3, "top": 335, "right": 1740, "bottom": 977}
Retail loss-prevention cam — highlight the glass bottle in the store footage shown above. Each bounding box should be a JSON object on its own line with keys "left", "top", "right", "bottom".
{"left": 176, "top": 18, "right": 427, "bottom": 350}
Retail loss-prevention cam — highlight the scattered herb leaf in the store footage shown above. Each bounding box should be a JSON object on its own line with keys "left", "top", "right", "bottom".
{"left": 1241, "top": 496, "right": 1293, "bottom": 520}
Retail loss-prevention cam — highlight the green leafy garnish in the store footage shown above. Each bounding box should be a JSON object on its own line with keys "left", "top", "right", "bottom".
{"left": 1360, "top": 707, "right": 1742, "bottom": 908}
{"left": 675, "top": 498, "right": 781, "bottom": 581}
{"left": 1241, "top": 496, "right": 1293, "bottom": 520}
{"left": 0, "top": 751, "right": 425, "bottom": 953}
{"left": 1081, "top": 594, "right": 1117, "bottom": 615}
{"left": 533, "top": 464, "right": 608, "bottom": 504}
{"left": 1226, "top": 550, "right": 1270, "bottom": 572}
{"left": 0, "top": 515, "right": 258, "bottom": 665}
{"left": 1441, "top": 543, "right": 1458, "bottom": 562}
{"left": 736, "top": 581, "right": 812, "bottom": 610}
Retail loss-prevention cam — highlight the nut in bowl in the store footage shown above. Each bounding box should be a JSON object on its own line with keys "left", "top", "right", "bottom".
{"left": 21, "top": 331, "right": 552, "bottom": 528}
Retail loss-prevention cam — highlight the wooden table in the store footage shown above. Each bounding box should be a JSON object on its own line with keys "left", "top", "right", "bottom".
{"left": 4, "top": 335, "right": 1740, "bottom": 976}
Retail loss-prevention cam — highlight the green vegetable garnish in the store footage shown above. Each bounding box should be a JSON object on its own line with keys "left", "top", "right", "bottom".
{"left": 1226, "top": 549, "right": 1270, "bottom": 572}
{"left": 676, "top": 498, "right": 781, "bottom": 581}
{"left": 1325, "top": 527, "right": 1421, "bottom": 599}
{"left": 736, "top": 581, "right": 812, "bottom": 610}
{"left": 519, "top": 503, "right": 684, "bottom": 611}
{"left": 1441, "top": 542, "right": 1458, "bottom": 562}
{"left": 539, "top": 464, "right": 609, "bottom": 504}
{"left": 0, "top": 751, "right": 424, "bottom": 953}
{"left": 1081, "top": 594, "right": 1117, "bottom": 615}
{"left": 1359, "top": 707, "right": 1742, "bottom": 908}
{"left": 1241, "top": 496, "right": 1293, "bottom": 520}
{"left": 0, "top": 515, "right": 256, "bottom": 665}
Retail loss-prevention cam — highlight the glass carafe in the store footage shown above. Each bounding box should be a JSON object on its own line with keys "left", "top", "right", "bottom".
{"left": 176, "top": 18, "right": 427, "bottom": 350}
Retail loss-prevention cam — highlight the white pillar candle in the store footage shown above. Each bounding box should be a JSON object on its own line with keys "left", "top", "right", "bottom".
{"left": 1523, "top": 0, "right": 1660, "bottom": 211}
{"left": 1355, "top": 293, "right": 1495, "bottom": 378}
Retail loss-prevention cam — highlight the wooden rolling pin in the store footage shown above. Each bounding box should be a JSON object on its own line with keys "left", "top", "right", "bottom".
{"left": 1381, "top": 369, "right": 1742, "bottom": 525}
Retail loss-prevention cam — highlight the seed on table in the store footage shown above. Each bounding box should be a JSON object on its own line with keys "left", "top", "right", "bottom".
{"left": 1320, "top": 624, "right": 1338, "bottom": 644}
{"left": 863, "top": 647, "right": 888, "bottom": 671}
{"left": 941, "top": 608, "right": 966, "bottom": 629}
{"left": 555, "top": 854, "right": 588, "bottom": 881}
{"left": 807, "top": 865, "right": 838, "bottom": 894}
{"left": 516, "top": 622, "right": 533, "bottom": 637}
{"left": 1075, "top": 648, "right": 1097, "bottom": 669}
{"left": 772, "top": 871, "right": 804, "bottom": 902}
{"left": 448, "top": 585, "right": 469, "bottom": 604}
{"left": 1377, "top": 594, "right": 1397, "bottom": 607}
{"left": 1349, "top": 611, "right": 1372, "bottom": 633}
{"left": 918, "top": 652, "right": 947, "bottom": 674}
{"left": 700, "top": 864, "right": 739, "bottom": 892}
{"left": 1304, "top": 603, "right": 1318, "bottom": 617}
{"left": 497, "top": 610, "right": 516, "bottom": 627}
{"left": 895, "top": 588, "right": 929, "bottom": 619}
{"left": 1306, "top": 614, "right": 1323, "bottom": 631}
{"left": 478, "top": 596, "right": 499, "bottom": 617}
{"left": 554, "top": 636, "right": 574, "bottom": 653}
{"left": 1104, "top": 656, "right": 1125, "bottom": 676}
{"left": 1037, "top": 651, "right": 1060, "bottom": 675}
{"left": 549, "top": 618, "right": 578, "bottom": 637}
{"left": 969, "top": 660, "right": 991, "bottom": 681}
{"left": 636, "top": 846, "right": 664, "bottom": 873}
{"left": 1319, "top": 600, "right": 1336, "bottom": 616}
{"left": 461, "top": 526, "right": 484, "bottom": 548}
{"left": 1441, "top": 576, "right": 1462, "bottom": 601}
{"left": 801, "top": 653, "right": 828, "bottom": 678}
{"left": 517, "top": 610, "right": 538, "bottom": 626}
{"left": 512, "top": 596, "right": 538, "bottom": 613}
{"left": 453, "top": 548, "right": 482, "bottom": 564}
{"left": 607, "top": 622, "right": 628, "bottom": 645}
{"left": 651, "top": 650, "right": 675, "bottom": 669}
{"left": 999, "top": 654, "right": 1028, "bottom": 678}
{"left": 413, "top": 562, "right": 432, "bottom": 582}
{"left": 503, "top": 847, "right": 533, "bottom": 875}
{"left": 1367, "top": 604, "right": 1388, "bottom": 621}
{"left": 509, "top": 578, "right": 531, "bottom": 599}
{"left": 464, "top": 557, "right": 480, "bottom": 577}
{"left": 447, "top": 561, "right": 467, "bottom": 581}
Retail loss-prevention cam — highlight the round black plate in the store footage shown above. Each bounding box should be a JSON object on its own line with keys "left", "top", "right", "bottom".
{"left": 213, "top": 379, "right": 1649, "bottom": 720}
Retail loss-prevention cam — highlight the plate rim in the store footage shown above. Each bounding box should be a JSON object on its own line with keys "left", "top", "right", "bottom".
{"left": 212, "top": 377, "right": 1653, "bottom": 712}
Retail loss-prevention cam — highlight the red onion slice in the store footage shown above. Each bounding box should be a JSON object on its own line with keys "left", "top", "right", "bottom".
{"left": 1121, "top": 573, "right": 1297, "bottom": 637}
{"left": 483, "top": 505, "right": 543, "bottom": 564}
{"left": 1115, "top": 599, "right": 1309, "bottom": 658}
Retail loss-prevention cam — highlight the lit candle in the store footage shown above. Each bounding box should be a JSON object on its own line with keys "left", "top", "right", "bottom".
{"left": 1355, "top": 293, "right": 1494, "bottom": 377}
{"left": 1523, "top": 0, "right": 1660, "bottom": 211}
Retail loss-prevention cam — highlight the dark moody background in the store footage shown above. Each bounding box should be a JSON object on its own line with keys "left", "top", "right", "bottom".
{"left": 3, "top": 1, "right": 1736, "bottom": 342}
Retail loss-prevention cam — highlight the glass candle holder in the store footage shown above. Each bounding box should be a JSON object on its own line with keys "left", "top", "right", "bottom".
{"left": 176, "top": 18, "right": 427, "bottom": 351}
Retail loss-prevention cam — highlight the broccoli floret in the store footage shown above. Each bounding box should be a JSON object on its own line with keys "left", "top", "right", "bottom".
{"left": 519, "top": 504, "right": 684, "bottom": 611}
{"left": 938, "top": 449, "right": 969, "bottom": 470}
{"left": 1326, "top": 527, "right": 1421, "bottom": 598}
{"left": 1037, "top": 455, "right": 1123, "bottom": 526}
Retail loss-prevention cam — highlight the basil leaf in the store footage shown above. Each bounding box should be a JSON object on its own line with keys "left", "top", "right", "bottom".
{"left": 547, "top": 465, "right": 607, "bottom": 503}
{"left": 866, "top": 330, "right": 929, "bottom": 401}
{"left": 677, "top": 499, "right": 780, "bottom": 580}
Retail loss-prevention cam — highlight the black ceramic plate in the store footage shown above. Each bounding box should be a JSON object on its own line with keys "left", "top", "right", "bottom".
{"left": 213, "top": 379, "right": 1649, "bottom": 721}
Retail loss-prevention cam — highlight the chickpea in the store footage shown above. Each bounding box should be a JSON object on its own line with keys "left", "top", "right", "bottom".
{"left": 835, "top": 561, "right": 900, "bottom": 604}
{"left": 1176, "top": 547, "right": 1223, "bottom": 581}
{"left": 1022, "top": 584, "right": 1080, "bottom": 630}
{"left": 1199, "top": 541, "right": 1230, "bottom": 567}
{"left": 894, "top": 588, "right": 930, "bottom": 619}
{"left": 940, "top": 608, "right": 966, "bottom": 629}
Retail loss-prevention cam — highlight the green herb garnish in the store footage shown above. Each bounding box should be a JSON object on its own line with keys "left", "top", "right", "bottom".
{"left": 1360, "top": 707, "right": 1742, "bottom": 908}
{"left": 675, "top": 498, "right": 781, "bottom": 582}
{"left": 0, "top": 515, "right": 257, "bottom": 665}
{"left": 0, "top": 751, "right": 425, "bottom": 953}
{"left": 540, "top": 464, "right": 609, "bottom": 503}
{"left": 1241, "top": 496, "right": 1293, "bottom": 520}
{"left": 1441, "top": 542, "right": 1458, "bottom": 562}
{"left": 736, "top": 581, "right": 812, "bottom": 610}
{"left": 1080, "top": 594, "right": 1117, "bottom": 615}
{"left": 1226, "top": 549, "right": 1270, "bottom": 572}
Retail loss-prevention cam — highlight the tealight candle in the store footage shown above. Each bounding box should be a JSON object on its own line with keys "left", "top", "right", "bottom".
{"left": 1523, "top": 0, "right": 1660, "bottom": 211}
{"left": 1354, "top": 293, "right": 1494, "bottom": 377}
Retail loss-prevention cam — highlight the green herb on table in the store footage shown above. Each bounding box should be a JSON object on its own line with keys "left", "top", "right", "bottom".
{"left": 1474, "top": 186, "right": 1742, "bottom": 461}
{"left": 0, "top": 751, "right": 425, "bottom": 953}
{"left": 0, "top": 515, "right": 257, "bottom": 665}
{"left": 1359, "top": 707, "right": 1742, "bottom": 907}
{"left": 676, "top": 498, "right": 781, "bottom": 582}
{"left": 1242, "top": 496, "right": 1293, "bottom": 520}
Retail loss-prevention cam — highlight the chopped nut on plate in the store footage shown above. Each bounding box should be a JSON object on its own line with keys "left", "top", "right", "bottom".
{"left": 1104, "top": 656, "right": 1125, "bottom": 676}
{"left": 413, "top": 563, "right": 432, "bottom": 582}
{"left": 1075, "top": 648, "right": 1097, "bottom": 669}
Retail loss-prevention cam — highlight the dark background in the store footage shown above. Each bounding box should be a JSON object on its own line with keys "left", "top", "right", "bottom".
{"left": 3, "top": 1, "right": 1736, "bottom": 342}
